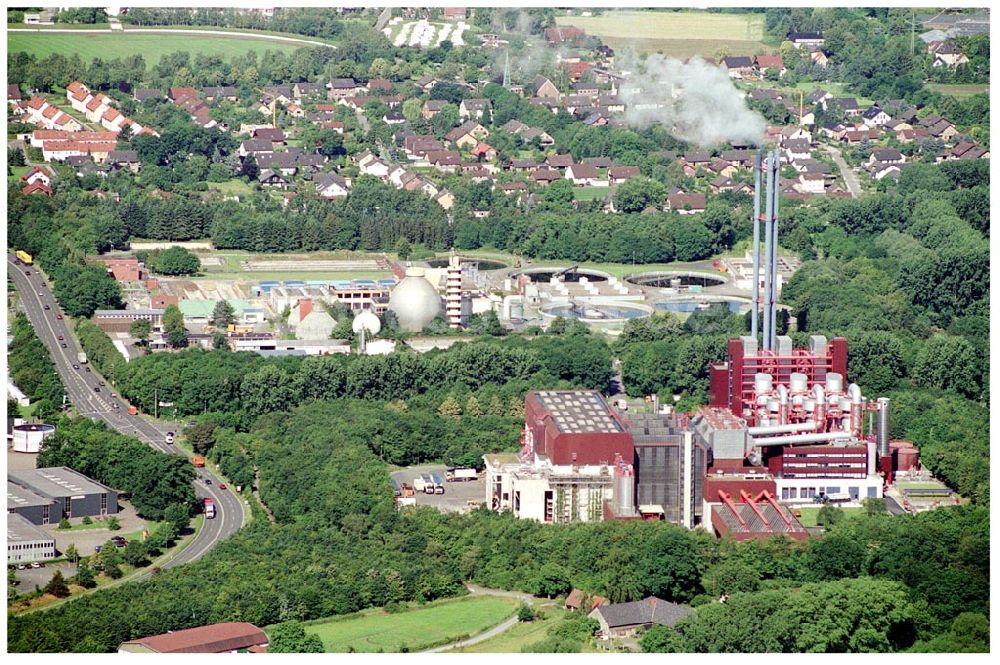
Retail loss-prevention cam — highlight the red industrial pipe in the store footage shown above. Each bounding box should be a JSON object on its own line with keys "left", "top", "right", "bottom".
{"left": 755, "top": 489, "right": 792, "bottom": 527}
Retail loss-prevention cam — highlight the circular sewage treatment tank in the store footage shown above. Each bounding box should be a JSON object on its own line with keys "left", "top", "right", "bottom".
{"left": 654, "top": 299, "right": 746, "bottom": 314}
{"left": 541, "top": 302, "right": 652, "bottom": 321}
{"left": 520, "top": 268, "right": 609, "bottom": 283}
{"left": 425, "top": 257, "right": 508, "bottom": 271}
{"left": 625, "top": 271, "right": 727, "bottom": 288}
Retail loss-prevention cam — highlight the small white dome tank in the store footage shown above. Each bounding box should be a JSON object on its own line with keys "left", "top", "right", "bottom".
{"left": 388, "top": 267, "right": 443, "bottom": 332}
{"left": 352, "top": 309, "right": 382, "bottom": 336}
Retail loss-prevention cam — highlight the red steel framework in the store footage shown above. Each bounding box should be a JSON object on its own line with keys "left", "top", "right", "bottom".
{"left": 712, "top": 337, "right": 848, "bottom": 423}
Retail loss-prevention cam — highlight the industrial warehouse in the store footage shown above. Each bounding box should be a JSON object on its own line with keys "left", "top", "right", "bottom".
{"left": 8, "top": 467, "right": 119, "bottom": 525}
{"left": 7, "top": 513, "right": 57, "bottom": 565}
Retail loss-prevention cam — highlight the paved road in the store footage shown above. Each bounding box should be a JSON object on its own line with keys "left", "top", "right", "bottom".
{"left": 823, "top": 144, "right": 862, "bottom": 198}
{"left": 7, "top": 253, "right": 248, "bottom": 570}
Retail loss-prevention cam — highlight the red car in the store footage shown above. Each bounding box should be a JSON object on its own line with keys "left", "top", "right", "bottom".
{"left": 218, "top": 483, "right": 227, "bottom": 490}
{"left": 56, "top": 314, "right": 63, "bottom": 320}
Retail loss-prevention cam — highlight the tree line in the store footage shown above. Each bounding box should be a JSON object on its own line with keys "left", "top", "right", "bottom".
{"left": 7, "top": 313, "right": 64, "bottom": 421}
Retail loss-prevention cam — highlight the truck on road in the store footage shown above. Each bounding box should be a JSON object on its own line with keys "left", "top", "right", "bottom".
{"left": 192, "top": 456, "right": 206, "bottom": 468}
{"left": 77, "top": 352, "right": 88, "bottom": 364}
{"left": 429, "top": 472, "right": 445, "bottom": 494}
{"left": 15, "top": 250, "right": 32, "bottom": 265}
{"left": 204, "top": 497, "right": 216, "bottom": 519}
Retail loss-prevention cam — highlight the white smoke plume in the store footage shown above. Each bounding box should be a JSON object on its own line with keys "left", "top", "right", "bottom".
{"left": 486, "top": 9, "right": 555, "bottom": 84}
{"left": 617, "top": 51, "right": 767, "bottom": 147}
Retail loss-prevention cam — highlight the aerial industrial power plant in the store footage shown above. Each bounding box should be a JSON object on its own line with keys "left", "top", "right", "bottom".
{"left": 6, "top": 5, "right": 987, "bottom": 656}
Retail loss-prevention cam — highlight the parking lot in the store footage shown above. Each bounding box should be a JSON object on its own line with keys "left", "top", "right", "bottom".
{"left": 390, "top": 464, "right": 485, "bottom": 513}
{"left": 11, "top": 561, "right": 75, "bottom": 591}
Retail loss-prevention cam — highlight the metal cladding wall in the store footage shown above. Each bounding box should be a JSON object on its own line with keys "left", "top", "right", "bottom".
{"left": 525, "top": 394, "right": 633, "bottom": 466}
{"left": 635, "top": 441, "right": 706, "bottom": 525}
{"left": 766, "top": 445, "right": 869, "bottom": 478}
{"left": 10, "top": 502, "right": 58, "bottom": 525}
{"left": 709, "top": 363, "right": 729, "bottom": 408}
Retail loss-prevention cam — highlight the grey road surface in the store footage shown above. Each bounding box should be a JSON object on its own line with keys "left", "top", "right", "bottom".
{"left": 823, "top": 144, "right": 862, "bottom": 198}
{"left": 7, "top": 253, "right": 248, "bottom": 570}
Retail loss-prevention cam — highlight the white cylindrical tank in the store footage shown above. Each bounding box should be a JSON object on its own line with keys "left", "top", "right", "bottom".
{"left": 789, "top": 373, "right": 808, "bottom": 392}
{"left": 11, "top": 423, "right": 55, "bottom": 453}
{"left": 754, "top": 373, "right": 773, "bottom": 394}
{"left": 766, "top": 398, "right": 779, "bottom": 413}
{"left": 826, "top": 372, "right": 843, "bottom": 394}
{"left": 388, "top": 267, "right": 444, "bottom": 332}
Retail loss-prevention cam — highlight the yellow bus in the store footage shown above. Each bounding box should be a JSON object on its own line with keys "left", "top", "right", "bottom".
{"left": 15, "top": 250, "right": 32, "bottom": 265}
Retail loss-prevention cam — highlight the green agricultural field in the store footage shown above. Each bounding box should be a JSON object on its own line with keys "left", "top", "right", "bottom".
{"left": 7, "top": 31, "right": 302, "bottom": 64}
{"left": 925, "top": 82, "right": 990, "bottom": 98}
{"left": 556, "top": 10, "right": 768, "bottom": 58}
{"left": 303, "top": 595, "right": 520, "bottom": 652}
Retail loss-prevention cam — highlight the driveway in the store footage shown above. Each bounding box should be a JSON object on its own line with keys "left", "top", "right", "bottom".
{"left": 823, "top": 144, "right": 862, "bottom": 198}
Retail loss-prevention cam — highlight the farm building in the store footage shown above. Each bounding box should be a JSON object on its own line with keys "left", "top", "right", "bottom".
{"left": 589, "top": 597, "right": 695, "bottom": 639}
{"left": 119, "top": 623, "right": 269, "bottom": 654}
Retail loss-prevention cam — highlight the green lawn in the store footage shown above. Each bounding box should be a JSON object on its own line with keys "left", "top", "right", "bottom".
{"left": 17, "top": 402, "right": 37, "bottom": 420}
{"left": 925, "top": 82, "right": 989, "bottom": 98}
{"left": 896, "top": 481, "right": 950, "bottom": 490}
{"left": 749, "top": 80, "right": 876, "bottom": 107}
{"left": 302, "top": 595, "right": 520, "bottom": 653}
{"left": 7, "top": 32, "right": 302, "bottom": 64}
{"left": 556, "top": 10, "right": 767, "bottom": 58}
{"left": 207, "top": 180, "right": 254, "bottom": 197}
{"left": 573, "top": 186, "right": 611, "bottom": 202}
{"left": 795, "top": 506, "right": 863, "bottom": 527}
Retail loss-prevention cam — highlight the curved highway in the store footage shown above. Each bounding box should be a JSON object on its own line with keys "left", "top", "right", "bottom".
{"left": 7, "top": 253, "right": 248, "bottom": 569}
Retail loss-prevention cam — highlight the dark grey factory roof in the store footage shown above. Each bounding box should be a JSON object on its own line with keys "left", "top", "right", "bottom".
{"left": 8, "top": 467, "right": 115, "bottom": 498}
{"left": 7, "top": 513, "right": 56, "bottom": 544}
{"left": 592, "top": 597, "right": 694, "bottom": 628}
{"left": 8, "top": 480, "right": 58, "bottom": 510}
